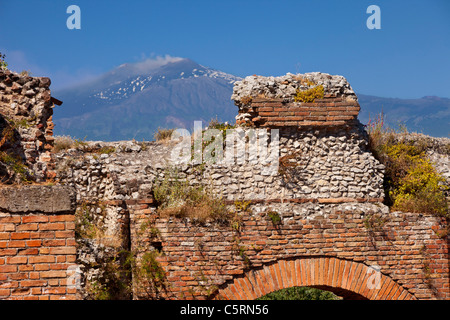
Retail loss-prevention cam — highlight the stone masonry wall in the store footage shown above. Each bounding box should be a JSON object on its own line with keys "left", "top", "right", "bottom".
{"left": 48, "top": 72, "right": 449, "bottom": 300}
{"left": 0, "top": 69, "right": 57, "bottom": 182}
{"left": 55, "top": 126, "right": 384, "bottom": 203}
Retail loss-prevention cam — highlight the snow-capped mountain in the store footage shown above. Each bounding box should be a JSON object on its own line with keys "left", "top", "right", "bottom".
{"left": 52, "top": 57, "right": 450, "bottom": 141}
{"left": 92, "top": 59, "right": 239, "bottom": 103}
{"left": 53, "top": 58, "right": 241, "bottom": 141}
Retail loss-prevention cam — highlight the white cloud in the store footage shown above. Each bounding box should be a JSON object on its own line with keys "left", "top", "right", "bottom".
{"left": 0, "top": 50, "right": 185, "bottom": 90}
{"left": 128, "top": 54, "right": 184, "bottom": 74}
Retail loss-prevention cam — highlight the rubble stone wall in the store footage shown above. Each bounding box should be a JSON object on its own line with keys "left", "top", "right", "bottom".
{"left": 0, "top": 69, "right": 57, "bottom": 182}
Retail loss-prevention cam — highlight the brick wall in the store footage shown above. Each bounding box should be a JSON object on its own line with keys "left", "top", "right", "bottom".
{"left": 237, "top": 96, "right": 360, "bottom": 127}
{"left": 0, "top": 185, "right": 77, "bottom": 300}
{"left": 129, "top": 199, "right": 449, "bottom": 300}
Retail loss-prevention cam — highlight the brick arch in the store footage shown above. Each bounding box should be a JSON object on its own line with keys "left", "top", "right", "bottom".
{"left": 213, "top": 257, "right": 416, "bottom": 300}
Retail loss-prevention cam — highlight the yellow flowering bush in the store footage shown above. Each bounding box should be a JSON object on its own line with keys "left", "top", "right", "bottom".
{"left": 366, "top": 114, "right": 448, "bottom": 218}
{"left": 294, "top": 85, "right": 324, "bottom": 103}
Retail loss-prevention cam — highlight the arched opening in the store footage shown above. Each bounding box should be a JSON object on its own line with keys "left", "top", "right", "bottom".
{"left": 213, "top": 257, "right": 415, "bottom": 300}
{"left": 257, "top": 286, "right": 344, "bottom": 300}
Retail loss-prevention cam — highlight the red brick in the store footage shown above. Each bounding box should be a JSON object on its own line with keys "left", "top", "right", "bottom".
{"left": 0, "top": 248, "right": 17, "bottom": 256}
{"left": 6, "top": 256, "right": 27, "bottom": 264}
{"left": 40, "top": 270, "right": 67, "bottom": 278}
{"left": 0, "top": 265, "right": 17, "bottom": 273}
{"left": 11, "top": 232, "right": 31, "bottom": 240}
{"left": 0, "top": 217, "right": 21, "bottom": 223}
{"left": 44, "top": 287, "right": 66, "bottom": 295}
{"left": 20, "top": 280, "right": 47, "bottom": 287}
{"left": 34, "top": 264, "right": 50, "bottom": 271}
{"left": 29, "top": 256, "right": 55, "bottom": 264}
{"left": 39, "top": 223, "right": 65, "bottom": 231}
{"left": 257, "top": 107, "right": 273, "bottom": 112}
{"left": 0, "top": 289, "right": 10, "bottom": 297}
{"left": 43, "top": 239, "right": 66, "bottom": 247}
{"left": 22, "top": 216, "right": 48, "bottom": 223}
{"left": 259, "top": 112, "right": 277, "bottom": 117}
{"left": 48, "top": 215, "right": 75, "bottom": 222}
{"left": 49, "top": 247, "right": 76, "bottom": 255}
{"left": 26, "top": 240, "right": 42, "bottom": 247}
{"left": 18, "top": 248, "right": 39, "bottom": 255}
{"left": 55, "top": 231, "right": 75, "bottom": 238}
{"left": 31, "top": 231, "right": 55, "bottom": 239}
{"left": 16, "top": 224, "right": 39, "bottom": 231}
{"left": 0, "top": 233, "right": 10, "bottom": 240}
{"left": 8, "top": 240, "right": 26, "bottom": 248}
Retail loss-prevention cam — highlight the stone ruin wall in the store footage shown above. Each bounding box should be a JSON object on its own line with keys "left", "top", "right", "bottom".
{"left": 0, "top": 69, "right": 57, "bottom": 183}
{"left": 53, "top": 72, "right": 449, "bottom": 299}
{"left": 0, "top": 70, "right": 448, "bottom": 300}
{"left": 0, "top": 71, "right": 76, "bottom": 300}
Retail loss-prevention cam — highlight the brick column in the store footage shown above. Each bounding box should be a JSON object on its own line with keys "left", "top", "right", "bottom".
{"left": 0, "top": 185, "right": 77, "bottom": 300}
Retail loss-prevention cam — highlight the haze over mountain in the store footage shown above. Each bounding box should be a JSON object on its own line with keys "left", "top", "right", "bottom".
{"left": 53, "top": 58, "right": 449, "bottom": 141}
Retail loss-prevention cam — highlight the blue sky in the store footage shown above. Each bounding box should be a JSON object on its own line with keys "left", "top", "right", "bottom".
{"left": 0, "top": 0, "right": 449, "bottom": 98}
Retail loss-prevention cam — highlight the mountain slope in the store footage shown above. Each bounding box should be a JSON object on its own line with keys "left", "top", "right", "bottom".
{"left": 52, "top": 60, "right": 449, "bottom": 141}
{"left": 357, "top": 94, "right": 450, "bottom": 137}
{"left": 53, "top": 59, "right": 241, "bottom": 141}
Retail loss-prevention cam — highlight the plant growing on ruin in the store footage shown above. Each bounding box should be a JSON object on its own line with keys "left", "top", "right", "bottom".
{"left": 0, "top": 151, "right": 31, "bottom": 183}
{"left": 257, "top": 286, "right": 341, "bottom": 300}
{"left": 53, "top": 135, "right": 76, "bottom": 152}
{"left": 294, "top": 85, "right": 324, "bottom": 103}
{"left": 97, "top": 146, "right": 116, "bottom": 154}
{"left": 0, "top": 52, "right": 7, "bottom": 70}
{"left": 231, "top": 236, "right": 251, "bottom": 268}
{"left": 84, "top": 248, "right": 134, "bottom": 300}
{"left": 240, "top": 95, "right": 253, "bottom": 105}
{"left": 153, "top": 168, "right": 230, "bottom": 224}
{"left": 278, "top": 150, "right": 302, "bottom": 182}
{"left": 366, "top": 113, "right": 449, "bottom": 218}
{"left": 267, "top": 210, "right": 282, "bottom": 226}
{"left": 134, "top": 250, "right": 167, "bottom": 296}
{"left": 363, "top": 212, "right": 389, "bottom": 232}
{"left": 74, "top": 201, "right": 108, "bottom": 240}
{"left": 154, "top": 127, "right": 175, "bottom": 142}
{"left": 0, "top": 116, "right": 33, "bottom": 183}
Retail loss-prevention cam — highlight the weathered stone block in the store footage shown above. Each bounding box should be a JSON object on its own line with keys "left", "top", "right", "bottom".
{"left": 0, "top": 185, "right": 76, "bottom": 213}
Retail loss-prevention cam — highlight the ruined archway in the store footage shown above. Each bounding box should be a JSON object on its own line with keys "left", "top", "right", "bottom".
{"left": 213, "top": 257, "right": 416, "bottom": 300}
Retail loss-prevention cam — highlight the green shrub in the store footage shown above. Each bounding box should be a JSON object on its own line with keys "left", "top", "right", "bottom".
{"left": 0, "top": 52, "right": 7, "bottom": 70}
{"left": 0, "top": 151, "right": 31, "bottom": 183}
{"left": 153, "top": 168, "right": 230, "bottom": 224}
{"left": 257, "top": 286, "right": 341, "bottom": 300}
{"left": 390, "top": 157, "right": 448, "bottom": 217}
{"left": 267, "top": 210, "right": 282, "bottom": 225}
{"left": 366, "top": 113, "right": 448, "bottom": 217}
